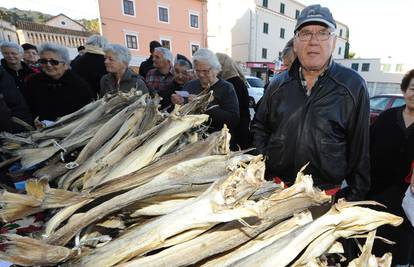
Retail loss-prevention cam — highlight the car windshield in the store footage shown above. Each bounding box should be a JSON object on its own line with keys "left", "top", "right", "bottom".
{"left": 370, "top": 97, "right": 389, "bottom": 111}
{"left": 391, "top": 97, "right": 405, "bottom": 108}
{"left": 247, "top": 78, "right": 264, "bottom": 88}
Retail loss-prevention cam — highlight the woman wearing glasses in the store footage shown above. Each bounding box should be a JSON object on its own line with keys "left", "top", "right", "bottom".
{"left": 24, "top": 43, "right": 93, "bottom": 122}
{"left": 178, "top": 48, "right": 240, "bottom": 141}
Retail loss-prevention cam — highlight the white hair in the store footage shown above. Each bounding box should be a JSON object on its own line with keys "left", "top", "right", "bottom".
{"left": 104, "top": 44, "right": 131, "bottom": 65}
{"left": 86, "top": 34, "right": 108, "bottom": 48}
{"left": 38, "top": 43, "right": 70, "bottom": 64}
{"left": 192, "top": 48, "right": 222, "bottom": 72}
{"left": 154, "top": 47, "right": 173, "bottom": 64}
{"left": 0, "top": 41, "right": 24, "bottom": 56}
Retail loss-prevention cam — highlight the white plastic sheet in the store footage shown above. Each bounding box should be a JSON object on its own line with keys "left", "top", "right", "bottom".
{"left": 402, "top": 186, "right": 414, "bottom": 227}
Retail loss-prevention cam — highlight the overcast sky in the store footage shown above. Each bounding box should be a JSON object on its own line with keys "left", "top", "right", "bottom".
{"left": 2, "top": 0, "right": 413, "bottom": 65}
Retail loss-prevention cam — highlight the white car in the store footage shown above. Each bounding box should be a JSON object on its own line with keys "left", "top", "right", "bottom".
{"left": 245, "top": 75, "right": 265, "bottom": 108}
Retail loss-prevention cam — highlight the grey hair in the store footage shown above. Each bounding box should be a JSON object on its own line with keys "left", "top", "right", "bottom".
{"left": 38, "top": 43, "right": 70, "bottom": 64}
{"left": 86, "top": 34, "right": 108, "bottom": 48}
{"left": 154, "top": 47, "right": 173, "bottom": 64}
{"left": 0, "top": 41, "right": 24, "bottom": 56}
{"left": 175, "top": 59, "right": 192, "bottom": 69}
{"left": 192, "top": 48, "right": 222, "bottom": 72}
{"left": 104, "top": 44, "right": 131, "bottom": 65}
{"left": 281, "top": 38, "right": 294, "bottom": 59}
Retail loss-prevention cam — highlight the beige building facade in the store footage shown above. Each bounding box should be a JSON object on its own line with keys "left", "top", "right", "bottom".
{"left": 0, "top": 19, "right": 19, "bottom": 43}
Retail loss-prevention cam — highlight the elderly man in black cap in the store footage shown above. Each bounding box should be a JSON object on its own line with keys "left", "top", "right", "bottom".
{"left": 252, "top": 4, "right": 370, "bottom": 201}
{"left": 21, "top": 43, "right": 40, "bottom": 71}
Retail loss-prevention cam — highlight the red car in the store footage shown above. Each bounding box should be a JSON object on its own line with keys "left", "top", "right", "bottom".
{"left": 370, "top": 94, "right": 405, "bottom": 124}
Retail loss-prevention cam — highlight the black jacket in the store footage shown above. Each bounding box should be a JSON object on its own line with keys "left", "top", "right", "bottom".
{"left": 0, "top": 66, "right": 33, "bottom": 133}
{"left": 226, "top": 76, "right": 251, "bottom": 149}
{"left": 1, "top": 59, "right": 35, "bottom": 94}
{"left": 369, "top": 106, "right": 413, "bottom": 194}
{"left": 139, "top": 56, "right": 155, "bottom": 78}
{"left": 71, "top": 52, "right": 107, "bottom": 98}
{"left": 24, "top": 70, "right": 94, "bottom": 121}
{"left": 183, "top": 79, "right": 240, "bottom": 132}
{"left": 99, "top": 68, "right": 148, "bottom": 97}
{"left": 252, "top": 59, "right": 370, "bottom": 201}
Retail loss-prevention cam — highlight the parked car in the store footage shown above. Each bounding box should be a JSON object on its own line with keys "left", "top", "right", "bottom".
{"left": 370, "top": 93, "right": 404, "bottom": 124}
{"left": 245, "top": 75, "right": 265, "bottom": 108}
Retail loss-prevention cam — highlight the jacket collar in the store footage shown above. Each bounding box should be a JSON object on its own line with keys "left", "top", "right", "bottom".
{"left": 1, "top": 58, "right": 31, "bottom": 73}
{"left": 109, "top": 67, "right": 133, "bottom": 84}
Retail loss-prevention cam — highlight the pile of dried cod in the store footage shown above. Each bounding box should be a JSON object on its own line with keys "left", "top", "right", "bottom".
{"left": 0, "top": 90, "right": 403, "bottom": 267}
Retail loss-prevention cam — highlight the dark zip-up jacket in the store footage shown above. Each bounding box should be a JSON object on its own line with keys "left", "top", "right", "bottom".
{"left": 0, "top": 66, "right": 33, "bottom": 133}
{"left": 1, "top": 59, "right": 35, "bottom": 94}
{"left": 252, "top": 59, "right": 370, "bottom": 201}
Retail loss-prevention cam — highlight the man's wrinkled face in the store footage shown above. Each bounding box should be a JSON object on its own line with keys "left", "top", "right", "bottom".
{"left": 1, "top": 47, "right": 22, "bottom": 65}
{"left": 174, "top": 64, "right": 192, "bottom": 85}
{"left": 24, "top": 49, "right": 39, "bottom": 64}
{"left": 153, "top": 50, "right": 169, "bottom": 70}
{"left": 294, "top": 24, "right": 336, "bottom": 72}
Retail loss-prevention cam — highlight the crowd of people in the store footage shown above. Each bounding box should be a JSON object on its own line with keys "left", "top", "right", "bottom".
{"left": 0, "top": 4, "right": 413, "bottom": 266}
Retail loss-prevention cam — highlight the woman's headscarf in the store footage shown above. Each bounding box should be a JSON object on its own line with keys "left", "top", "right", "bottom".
{"left": 216, "top": 53, "right": 247, "bottom": 85}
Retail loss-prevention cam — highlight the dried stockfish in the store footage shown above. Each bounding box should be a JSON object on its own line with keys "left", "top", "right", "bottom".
{"left": 129, "top": 197, "right": 195, "bottom": 217}
{"left": 0, "top": 234, "right": 76, "bottom": 266}
{"left": 44, "top": 199, "right": 93, "bottom": 238}
{"left": 233, "top": 201, "right": 403, "bottom": 267}
{"left": 0, "top": 178, "right": 86, "bottom": 222}
{"left": 74, "top": 96, "right": 147, "bottom": 166}
{"left": 46, "top": 153, "right": 251, "bottom": 246}
{"left": 347, "top": 231, "right": 392, "bottom": 267}
{"left": 86, "top": 114, "right": 210, "bottom": 188}
{"left": 123, "top": 170, "right": 329, "bottom": 267}
{"left": 72, "top": 155, "right": 265, "bottom": 267}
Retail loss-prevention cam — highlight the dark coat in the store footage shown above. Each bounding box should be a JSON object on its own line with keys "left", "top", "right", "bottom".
{"left": 71, "top": 52, "right": 107, "bottom": 98}
{"left": 252, "top": 59, "right": 370, "bottom": 201}
{"left": 226, "top": 76, "right": 251, "bottom": 149}
{"left": 99, "top": 68, "right": 148, "bottom": 97}
{"left": 183, "top": 79, "right": 240, "bottom": 132}
{"left": 24, "top": 70, "right": 94, "bottom": 121}
{"left": 1, "top": 59, "right": 35, "bottom": 94}
{"left": 367, "top": 106, "right": 414, "bottom": 265}
{"left": 0, "top": 66, "right": 33, "bottom": 133}
{"left": 139, "top": 56, "right": 155, "bottom": 78}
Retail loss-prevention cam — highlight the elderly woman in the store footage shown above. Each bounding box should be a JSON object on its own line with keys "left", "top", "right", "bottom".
{"left": 99, "top": 44, "right": 148, "bottom": 97}
{"left": 216, "top": 52, "right": 251, "bottom": 149}
{"left": 367, "top": 69, "right": 414, "bottom": 266}
{"left": 24, "top": 43, "right": 93, "bottom": 122}
{"left": 0, "top": 41, "right": 36, "bottom": 94}
{"left": 71, "top": 35, "right": 108, "bottom": 97}
{"left": 178, "top": 48, "right": 240, "bottom": 136}
{"left": 163, "top": 58, "right": 194, "bottom": 110}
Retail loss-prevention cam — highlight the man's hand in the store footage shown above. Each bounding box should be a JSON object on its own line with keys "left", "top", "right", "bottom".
{"left": 188, "top": 94, "right": 197, "bottom": 102}
{"left": 170, "top": 94, "right": 184, "bottom": 105}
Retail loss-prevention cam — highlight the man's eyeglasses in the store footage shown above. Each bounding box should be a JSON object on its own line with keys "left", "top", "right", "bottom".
{"left": 295, "top": 30, "right": 335, "bottom": 42}
{"left": 38, "top": 58, "right": 65, "bottom": 66}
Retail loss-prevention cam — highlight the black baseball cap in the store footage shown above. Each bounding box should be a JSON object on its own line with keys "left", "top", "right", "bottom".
{"left": 21, "top": 43, "right": 37, "bottom": 52}
{"left": 295, "top": 4, "right": 336, "bottom": 32}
